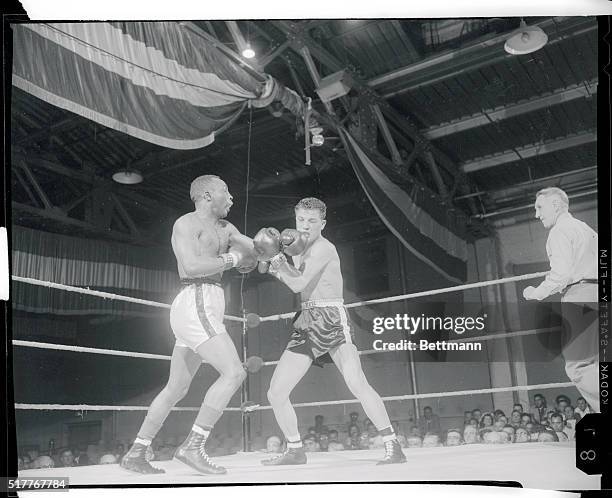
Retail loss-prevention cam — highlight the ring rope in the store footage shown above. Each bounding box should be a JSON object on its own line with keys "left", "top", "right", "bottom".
{"left": 15, "top": 381, "right": 574, "bottom": 413}
{"left": 258, "top": 271, "right": 549, "bottom": 322}
{"left": 12, "top": 326, "right": 560, "bottom": 364}
{"left": 11, "top": 275, "right": 246, "bottom": 323}
{"left": 15, "top": 403, "right": 240, "bottom": 412}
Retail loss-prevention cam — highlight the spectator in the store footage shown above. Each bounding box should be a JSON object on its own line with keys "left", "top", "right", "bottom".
{"left": 498, "top": 415, "right": 508, "bottom": 426}
{"left": 417, "top": 406, "right": 441, "bottom": 436}
{"left": 58, "top": 449, "right": 75, "bottom": 468}
{"left": 513, "top": 403, "right": 524, "bottom": 414}
{"left": 318, "top": 433, "right": 329, "bottom": 452}
{"left": 264, "top": 436, "right": 282, "bottom": 453}
{"left": 34, "top": 455, "right": 55, "bottom": 469}
{"left": 520, "top": 413, "right": 532, "bottom": 428}
{"left": 555, "top": 395, "right": 571, "bottom": 415}
{"left": 550, "top": 413, "right": 571, "bottom": 441}
{"left": 366, "top": 422, "right": 384, "bottom": 449}
{"left": 21, "top": 454, "right": 32, "bottom": 470}
{"left": 406, "top": 434, "right": 423, "bottom": 448}
{"left": 99, "top": 454, "right": 117, "bottom": 464}
{"left": 307, "top": 427, "right": 317, "bottom": 437}
{"left": 348, "top": 411, "right": 360, "bottom": 426}
{"left": 344, "top": 424, "right": 363, "bottom": 450}
{"left": 314, "top": 415, "right": 329, "bottom": 435}
{"left": 463, "top": 425, "right": 479, "bottom": 444}
{"left": 530, "top": 393, "right": 548, "bottom": 424}
{"left": 515, "top": 427, "right": 531, "bottom": 443}
{"left": 502, "top": 425, "right": 516, "bottom": 443}
{"left": 468, "top": 418, "right": 479, "bottom": 429}
{"left": 27, "top": 448, "right": 40, "bottom": 463}
{"left": 73, "top": 445, "right": 90, "bottom": 466}
{"left": 493, "top": 419, "right": 506, "bottom": 433}
{"left": 564, "top": 406, "right": 577, "bottom": 439}
{"left": 422, "top": 433, "right": 441, "bottom": 447}
{"left": 303, "top": 435, "right": 319, "bottom": 453}
{"left": 463, "top": 411, "right": 473, "bottom": 426}
{"left": 327, "top": 430, "right": 344, "bottom": 451}
{"left": 482, "top": 431, "right": 508, "bottom": 444}
{"left": 537, "top": 429, "right": 559, "bottom": 442}
{"left": 445, "top": 429, "right": 462, "bottom": 447}
{"left": 493, "top": 409, "right": 506, "bottom": 420}
{"left": 575, "top": 396, "right": 592, "bottom": 421}
{"left": 114, "top": 443, "right": 126, "bottom": 461}
{"left": 479, "top": 413, "right": 494, "bottom": 430}
{"left": 510, "top": 410, "right": 522, "bottom": 428}
{"left": 471, "top": 409, "right": 482, "bottom": 421}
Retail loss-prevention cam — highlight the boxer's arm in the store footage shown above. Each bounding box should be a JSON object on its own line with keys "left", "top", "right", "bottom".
{"left": 274, "top": 243, "right": 334, "bottom": 293}
{"left": 171, "top": 219, "right": 233, "bottom": 276}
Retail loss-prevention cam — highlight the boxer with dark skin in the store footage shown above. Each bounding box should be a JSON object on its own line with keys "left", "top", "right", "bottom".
{"left": 121, "top": 175, "right": 257, "bottom": 475}
{"left": 254, "top": 197, "right": 406, "bottom": 466}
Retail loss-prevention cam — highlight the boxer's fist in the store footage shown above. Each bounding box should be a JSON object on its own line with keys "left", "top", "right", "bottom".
{"left": 253, "top": 227, "right": 282, "bottom": 261}
{"left": 280, "top": 229, "right": 309, "bottom": 256}
{"left": 228, "top": 234, "right": 258, "bottom": 271}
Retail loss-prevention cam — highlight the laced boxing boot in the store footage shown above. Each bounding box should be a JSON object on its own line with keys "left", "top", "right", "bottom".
{"left": 261, "top": 446, "right": 307, "bottom": 466}
{"left": 120, "top": 443, "right": 165, "bottom": 474}
{"left": 377, "top": 439, "right": 406, "bottom": 465}
{"left": 174, "top": 429, "right": 226, "bottom": 475}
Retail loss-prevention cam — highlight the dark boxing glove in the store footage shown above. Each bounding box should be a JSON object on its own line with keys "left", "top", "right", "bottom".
{"left": 280, "top": 229, "right": 309, "bottom": 256}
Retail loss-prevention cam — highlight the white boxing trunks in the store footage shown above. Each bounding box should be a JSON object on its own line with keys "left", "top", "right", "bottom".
{"left": 170, "top": 278, "right": 227, "bottom": 351}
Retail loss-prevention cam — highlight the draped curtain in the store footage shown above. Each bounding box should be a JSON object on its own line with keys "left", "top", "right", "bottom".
{"left": 339, "top": 128, "right": 468, "bottom": 283}
{"left": 12, "top": 22, "right": 269, "bottom": 149}
{"left": 12, "top": 226, "right": 180, "bottom": 315}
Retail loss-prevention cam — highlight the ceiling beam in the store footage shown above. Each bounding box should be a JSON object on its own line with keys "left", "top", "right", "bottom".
{"left": 368, "top": 18, "right": 582, "bottom": 90}
{"left": 12, "top": 202, "right": 152, "bottom": 246}
{"left": 381, "top": 21, "right": 597, "bottom": 99}
{"left": 12, "top": 151, "right": 182, "bottom": 218}
{"left": 461, "top": 131, "right": 597, "bottom": 173}
{"left": 424, "top": 79, "right": 598, "bottom": 140}
{"left": 454, "top": 165, "right": 598, "bottom": 201}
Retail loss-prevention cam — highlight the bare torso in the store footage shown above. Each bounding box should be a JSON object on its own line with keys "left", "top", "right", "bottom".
{"left": 293, "top": 237, "right": 344, "bottom": 301}
{"left": 171, "top": 212, "right": 231, "bottom": 281}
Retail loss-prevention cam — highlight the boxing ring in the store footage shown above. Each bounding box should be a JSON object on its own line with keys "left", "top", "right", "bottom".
{"left": 11, "top": 272, "right": 599, "bottom": 490}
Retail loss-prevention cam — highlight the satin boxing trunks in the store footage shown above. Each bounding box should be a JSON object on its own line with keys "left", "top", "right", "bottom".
{"left": 170, "top": 278, "right": 227, "bottom": 351}
{"left": 286, "top": 299, "right": 355, "bottom": 366}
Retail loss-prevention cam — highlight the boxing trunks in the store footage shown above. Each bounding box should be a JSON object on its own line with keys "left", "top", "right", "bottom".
{"left": 286, "top": 299, "right": 355, "bottom": 366}
{"left": 170, "top": 277, "right": 227, "bottom": 350}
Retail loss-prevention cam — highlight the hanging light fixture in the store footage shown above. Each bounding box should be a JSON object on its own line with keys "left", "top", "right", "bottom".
{"left": 504, "top": 20, "right": 548, "bottom": 55}
{"left": 112, "top": 170, "right": 143, "bottom": 185}
{"left": 242, "top": 42, "right": 255, "bottom": 59}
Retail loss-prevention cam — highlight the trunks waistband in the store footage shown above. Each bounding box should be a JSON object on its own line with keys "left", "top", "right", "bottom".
{"left": 180, "top": 277, "right": 222, "bottom": 288}
{"left": 301, "top": 299, "right": 344, "bottom": 310}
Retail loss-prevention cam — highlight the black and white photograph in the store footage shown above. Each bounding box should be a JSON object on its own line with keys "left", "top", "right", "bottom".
{"left": 2, "top": 1, "right": 611, "bottom": 496}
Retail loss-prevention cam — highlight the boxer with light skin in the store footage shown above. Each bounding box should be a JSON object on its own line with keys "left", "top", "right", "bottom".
{"left": 255, "top": 197, "right": 406, "bottom": 466}
{"left": 121, "top": 175, "right": 257, "bottom": 475}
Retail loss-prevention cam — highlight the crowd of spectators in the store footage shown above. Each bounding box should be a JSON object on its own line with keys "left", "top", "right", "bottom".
{"left": 18, "top": 393, "right": 592, "bottom": 469}
{"left": 259, "top": 393, "right": 593, "bottom": 454}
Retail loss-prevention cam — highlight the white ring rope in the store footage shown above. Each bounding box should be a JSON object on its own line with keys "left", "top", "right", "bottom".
{"left": 11, "top": 275, "right": 246, "bottom": 322}
{"left": 15, "top": 382, "right": 574, "bottom": 413}
{"left": 13, "top": 271, "right": 565, "bottom": 417}
{"left": 258, "top": 271, "right": 549, "bottom": 322}
{"left": 12, "top": 326, "right": 561, "bottom": 365}
{"left": 14, "top": 403, "right": 241, "bottom": 412}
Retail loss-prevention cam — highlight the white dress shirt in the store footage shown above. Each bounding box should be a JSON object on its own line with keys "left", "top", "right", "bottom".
{"left": 534, "top": 212, "right": 598, "bottom": 299}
